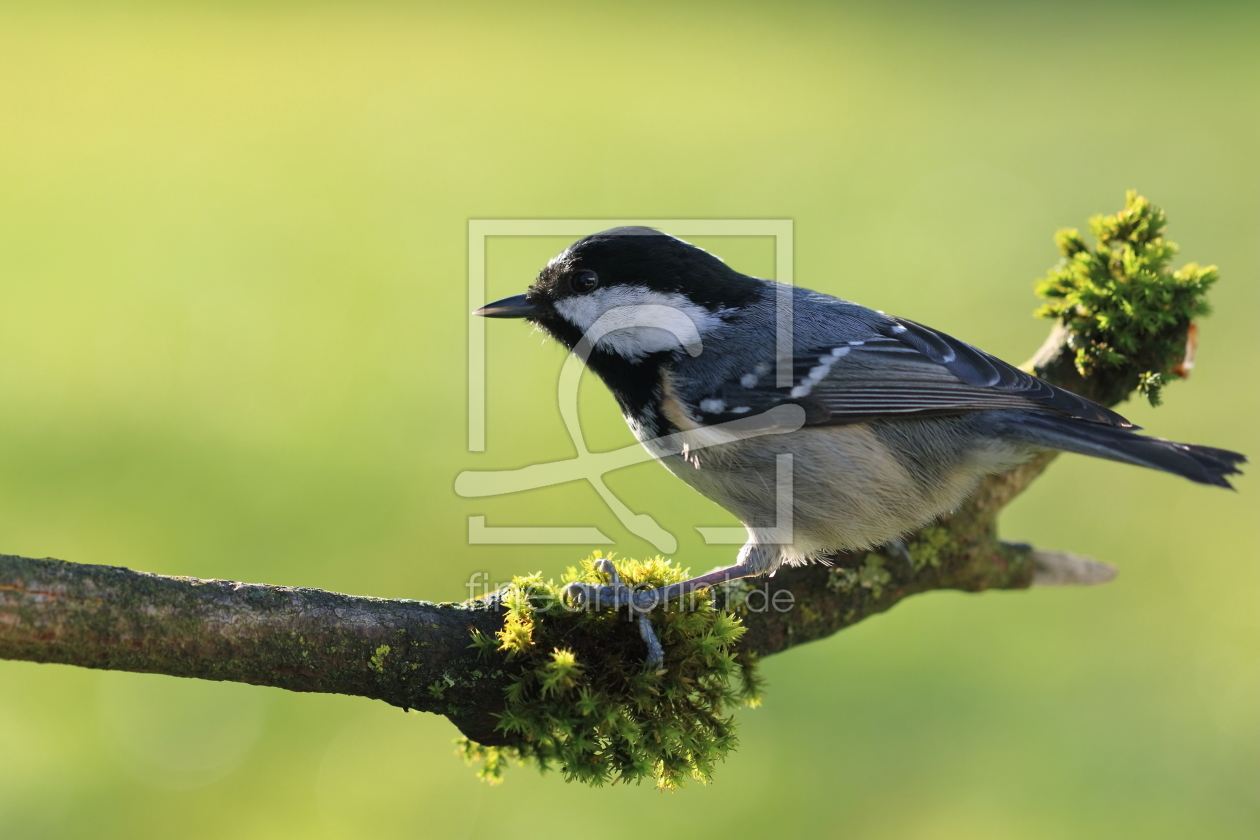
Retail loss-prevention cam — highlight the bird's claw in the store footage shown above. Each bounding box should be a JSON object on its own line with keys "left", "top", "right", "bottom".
{"left": 637, "top": 613, "right": 665, "bottom": 668}
{"left": 881, "top": 536, "right": 916, "bottom": 575}
{"left": 562, "top": 560, "right": 666, "bottom": 668}
{"left": 593, "top": 557, "right": 620, "bottom": 584}
{"left": 562, "top": 560, "right": 662, "bottom": 611}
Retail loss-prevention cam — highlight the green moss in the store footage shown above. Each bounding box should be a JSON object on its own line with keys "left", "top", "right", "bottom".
{"left": 368, "top": 644, "right": 390, "bottom": 673}
{"left": 457, "top": 553, "right": 761, "bottom": 789}
{"left": 906, "top": 526, "right": 951, "bottom": 571}
{"left": 428, "top": 677, "right": 455, "bottom": 699}
{"left": 827, "top": 554, "right": 892, "bottom": 598}
{"left": 857, "top": 555, "right": 892, "bottom": 598}
{"left": 1034, "top": 191, "right": 1216, "bottom": 406}
{"left": 826, "top": 566, "right": 856, "bottom": 593}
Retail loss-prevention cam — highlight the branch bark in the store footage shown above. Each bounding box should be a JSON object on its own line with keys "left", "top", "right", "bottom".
{"left": 0, "top": 322, "right": 1147, "bottom": 746}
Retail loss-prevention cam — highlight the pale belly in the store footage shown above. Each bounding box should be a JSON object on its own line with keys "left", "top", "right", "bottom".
{"left": 639, "top": 417, "right": 1032, "bottom": 569}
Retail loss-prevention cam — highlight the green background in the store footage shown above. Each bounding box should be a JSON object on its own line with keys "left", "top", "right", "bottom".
{"left": 2, "top": 2, "right": 1258, "bottom": 837}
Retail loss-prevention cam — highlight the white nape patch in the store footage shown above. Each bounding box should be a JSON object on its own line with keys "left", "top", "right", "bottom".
{"left": 740, "top": 372, "right": 759, "bottom": 388}
{"left": 730, "top": 406, "right": 751, "bottom": 414}
{"left": 890, "top": 324, "right": 907, "bottom": 334}
{"left": 554, "top": 286, "right": 725, "bottom": 361}
{"left": 699, "top": 398, "right": 726, "bottom": 414}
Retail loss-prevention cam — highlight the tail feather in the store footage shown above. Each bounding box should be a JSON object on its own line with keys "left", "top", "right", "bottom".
{"left": 998, "top": 411, "right": 1247, "bottom": 488}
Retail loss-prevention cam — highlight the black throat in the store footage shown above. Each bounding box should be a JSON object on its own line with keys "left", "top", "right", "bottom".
{"left": 580, "top": 346, "right": 673, "bottom": 435}
{"left": 530, "top": 307, "right": 676, "bottom": 434}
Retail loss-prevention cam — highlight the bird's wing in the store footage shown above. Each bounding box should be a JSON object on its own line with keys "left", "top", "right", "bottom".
{"left": 692, "top": 316, "right": 1133, "bottom": 428}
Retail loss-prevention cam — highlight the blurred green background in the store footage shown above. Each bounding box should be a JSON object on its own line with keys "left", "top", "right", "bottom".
{"left": 1, "top": 1, "right": 1258, "bottom": 837}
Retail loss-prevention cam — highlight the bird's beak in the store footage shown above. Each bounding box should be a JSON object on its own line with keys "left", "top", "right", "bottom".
{"left": 474, "top": 293, "right": 537, "bottom": 319}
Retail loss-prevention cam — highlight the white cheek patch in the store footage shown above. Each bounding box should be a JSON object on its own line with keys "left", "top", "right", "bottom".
{"left": 555, "top": 286, "right": 726, "bottom": 361}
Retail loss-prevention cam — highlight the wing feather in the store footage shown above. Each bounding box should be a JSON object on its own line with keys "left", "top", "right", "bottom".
{"left": 691, "top": 316, "right": 1133, "bottom": 429}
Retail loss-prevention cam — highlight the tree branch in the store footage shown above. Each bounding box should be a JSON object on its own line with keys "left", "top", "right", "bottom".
{"left": 0, "top": 555, "right": 510, "bottom": 741}
{"left": 0, "top": 324, "right": 1121, "bottom": 746}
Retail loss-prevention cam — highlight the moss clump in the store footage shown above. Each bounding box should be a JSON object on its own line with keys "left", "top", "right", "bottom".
{"left": 1035, "top": 190, "right": 1217, "bottom": 405}
{"left": 827, "top": 554, "right": 893, "bottom": 598}
{"left": 458, "top": 553, "right": 761, "bottom": 789}
{"left": 906, "top": 526, "right": 952, "bottom": 571}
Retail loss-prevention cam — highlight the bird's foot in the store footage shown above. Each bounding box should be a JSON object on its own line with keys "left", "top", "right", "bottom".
{"left": 562, "top": 559, "right": 666, "bottom": 668}
{"left": 881, "top": 536, "right": 916, "bottom": 574}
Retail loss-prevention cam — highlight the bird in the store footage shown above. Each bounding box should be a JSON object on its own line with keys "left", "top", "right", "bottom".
{"left": 476, "top": 227, "right": 1245, "bottom": 664}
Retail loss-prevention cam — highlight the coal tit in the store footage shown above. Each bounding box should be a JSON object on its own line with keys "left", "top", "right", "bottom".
{"left": 477, "top": 228, "right": 1245, "bottom": 660}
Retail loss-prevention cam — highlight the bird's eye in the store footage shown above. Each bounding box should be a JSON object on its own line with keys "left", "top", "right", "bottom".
{"left": 570, "top": 270, "right": 599, "bottom": 294}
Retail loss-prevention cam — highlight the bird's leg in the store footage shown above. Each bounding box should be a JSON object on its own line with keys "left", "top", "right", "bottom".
{"left": 563, "top": 561, "right": 757, "bottom": 668}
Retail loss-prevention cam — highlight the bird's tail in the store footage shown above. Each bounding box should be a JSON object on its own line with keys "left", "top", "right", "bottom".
{"left": 997, "top": 411, "right": 1246, "bottom": 489}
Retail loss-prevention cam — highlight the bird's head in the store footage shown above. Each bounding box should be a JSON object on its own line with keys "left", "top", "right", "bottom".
{"left": 476, "top": 227, "right": 764, "bottom": 364}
